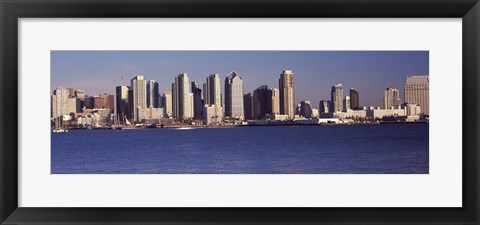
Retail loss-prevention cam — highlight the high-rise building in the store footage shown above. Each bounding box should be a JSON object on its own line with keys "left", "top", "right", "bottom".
{"left": 116, "top": 86, "right": 130, "bottom": 120}
{"left": 74, "top": 89, "right": 85, "bottom": 101}
{"left": 191, "top": 82, "right": 203, "bottom": 119}
{"left": 51, "top": 87, "right": 69, "bottom": 120}
{"left": 67, "top": 97, "right": 81, "bottom": 114}
{"left": 319, "top": 100, "right": 330, "bottom": 114}
{"left": 279, "top": 70, "right": 295, "bottom": 118}
{"left": 98, "top": 93, "right": 115, "bottom": 113}
{"left": 146, "top": 80, "right": 160, "bottom": 108}
{"left": 331, "top": 84, "right": 343, "bottom": 112}
{"left": 131, "top": 75, "right": 147, "bottom": 122}
{"left": 269, "top": 88, "right": 280, "bottom": 115}
{"left": 172, "top": 73, "right": 192, "bottom": 120}
{"left": 204, "top": 73, "right": 221, "bottom": 106}
{"left": 253, "top": 85, "right": 270, "bottom": 119}
{"left": 350, "top": 88, "right": 359, "bottom": 110}
{"left": 383, "top": 87, "right": 401, "bottom": 109}
{"left": 162, "top": 91, "right": 173, "bottom": 118}
{"left": 343, "top": 96, "right": 351, "bottom": 112}
{"left": 243, "top": 93, "right": 254, "bottom": 120}
{"left": 300, "top": 101, "right": 313, "bottom": 118}
{"left": 224, "top": 71, "right": 245, "bottom": 119}
{"left": 405, "top": 75, "right": 429, "bottom": 115}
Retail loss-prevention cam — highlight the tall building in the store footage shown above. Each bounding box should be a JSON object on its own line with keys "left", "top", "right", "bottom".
{"left": 253, "top": 85, "right": 270, "bottom": 118}
{"left": 343, "top": 96, "right": 350, "bottom": 112}
{"left": 269, "top": 88, "right": 280, "bottom": 115}
{"left": 405, "top": 75, "right": 429, "bottom": 115}
{"left": 74, "top": 89, "right": 85, "bottom": 101}
{"left": 331, "top": 84, "right": 343, "bottom": 112}
{"left": 191, "top": 82, "right": 203, "bottom": 119}
{"left": 131, "top": 75, "right": 147, "bottom": 122}
{"left": 67, "top": 97, "right": 81, "bottom": 114}
{"left": 319, "top": 100, "right": 330, "bottom": 114}
{"left": 204, "top": 73, "right": 221, "bottom": 106}
{"left": 51, "top": 87, "right": 69, "bottom": 120}
{"left": 116, "top": 86, "right": 130, "bottom": 120}
{"left": 172, "top": 73, "right": 192, "bottom": 120}
{"left": 383, "top": 87, "right": 401, "bottom": 109}
{"left": 300, "top": 101, "right": 313, "bottom": 118}
{"left": 279, "top": 70, "right": 295, "bottom": 118}
{"left": 243, "top": 93, "right": 254, "bottom": 120}
{"left": 146, "top": 80, "right": 160, "bottom": 108}
{"left": 350, "top": 88, "right": 359, "bottom": 110}
{"left": 98, "top": 93, "right": 115, "bottom": 113}
{"left": 224, "top": 71, "right": 245, "bottom": 119}
{"left": 162, "top": 91, "right": 173, "bottom": 118}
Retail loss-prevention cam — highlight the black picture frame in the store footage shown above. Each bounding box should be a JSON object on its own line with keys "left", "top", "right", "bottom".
{"left": 1, "top": 0, "right": 479, "bottom": 224}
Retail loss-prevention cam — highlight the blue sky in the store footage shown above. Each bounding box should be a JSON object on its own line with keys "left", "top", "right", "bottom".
{"left": 51, "top": 51, "right": 429, "bottom": 108}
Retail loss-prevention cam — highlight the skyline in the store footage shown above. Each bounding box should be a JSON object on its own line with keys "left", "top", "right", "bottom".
{"left": 51, "top": 51, "right": 429, "bottom": 107}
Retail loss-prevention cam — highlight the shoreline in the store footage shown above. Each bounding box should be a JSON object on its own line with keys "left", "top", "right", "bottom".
{"left": 63, "top": 121, "right": 428, "bottom": 131}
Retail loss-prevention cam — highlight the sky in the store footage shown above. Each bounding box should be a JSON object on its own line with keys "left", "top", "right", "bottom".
{"left": 51, "top": 51, "right": 429, "bottom": 108}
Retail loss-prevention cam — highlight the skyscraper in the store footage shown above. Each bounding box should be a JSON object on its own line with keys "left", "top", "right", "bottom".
{"left": 343, "top": 96, "right": 350, "bottom": 111}
{"left": 279, "top": 70, "right": 295, "bottom": 118}
{"left": 269, "top": 88, "right": 280, "bottom": 115}
{"left": 51, "top": 87, "right": 69, "bottom": 120}
{"left": 350, "top": 88, "right": 359, "bottom": 110}
{"left": 243, "top": 93, "right": 254, "bottom": 120}
{"left": 191, "top": 82, "right": 203, "bottom": 119}
{"left": 300, "top": 101, "right": 313, "bottom": 118}
{"left": 162, "top": 91, "right": 173, "bottom": 118}
{"left": 116, "top": 86, "right": 130, "bottom": 120}
{"left": 383, "top": 87, "right": 401, "bottom": 109}
{"left": 131, "top": 75, "right": 147, "bottom": 122}
{"left": 204, "top": 73, "right": 221, "bottom": 106}
{"left": 224, "top": 71, "right": 245, "bottom": 119}
{"left": 146, "top": 80, "right": 160, "bottom": 108}
{"left": 331, "top": 84, "right": 343, "bottom": 112}
{"left": 253, "top": 85, "right": 270, "bottom": 119}
{"left": 319, "top": 100, "right": 330, "bottom": 114}
{"left": 405, "top": 75, "right": 429, "bottom": 115}
{"left": 172, "top": 73, "right": 192, "bottom": 120}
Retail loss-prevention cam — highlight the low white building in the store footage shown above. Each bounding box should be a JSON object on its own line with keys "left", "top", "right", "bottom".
{"left": 366, "top": 106, "right": 406, "bottom": 119}
{"left": 138, "top": 107, "right": 163, "bottom": 121}
{"left": 333, "top": 109, "right": 367, "bottom": 119}
{"left": 204, "top": 104, "right": 223, "bottom": 125}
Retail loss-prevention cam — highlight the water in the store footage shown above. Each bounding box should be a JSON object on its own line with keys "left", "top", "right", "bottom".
{"left": 51, "top": 124, "right": 429, "bottom": 174}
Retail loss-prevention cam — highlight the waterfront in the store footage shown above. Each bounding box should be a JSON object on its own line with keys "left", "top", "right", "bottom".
{"left": 51, "top": 124, "right": 428, "bottom": 174}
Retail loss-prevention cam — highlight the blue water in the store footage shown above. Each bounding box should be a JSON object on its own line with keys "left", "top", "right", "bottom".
{"left": 51, "top": 124, "right": 429, "bottom": 174}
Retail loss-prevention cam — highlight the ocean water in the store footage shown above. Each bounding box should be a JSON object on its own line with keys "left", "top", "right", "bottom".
{"left": 51, "top": 124, "right": 429, "bottom": 174}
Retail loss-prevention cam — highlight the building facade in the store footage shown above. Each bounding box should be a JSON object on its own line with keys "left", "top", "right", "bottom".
{"left": 191, "top": 82, "right": 203, "bottom": 119}
{"left": 146, "top": 80, "right": 160, "bottom": 108}
{"left": 172, "top": 73, "right": 192, "bottom": 120}
{"left": 343, "top": 96, "right": 350, "bottom": 112}
{"left": 253, "top": 85, "right": 270, "bottom": 119}
{"left": 243, "top": 93, "right": 254, "bottom": 120}
{"left": 331, "top": 83, "right": 343, "bottom": 112}
{"left": 131, "top": 75, "right": 147, "bottom": 122}
{"left": 269, "top": 88, "right": 280, "bottom": 115}
{"left": 279, "top": 70, "right": 295, "bottom": 118}
{"left": 51, "top": 87, "right": 69, "bottom": 120}
{"left": 300, "top": 101, "right": 313, "bottom": 118}
{"left": 116, "top": 86, "right": 130, "bottom": 120}
{"left": 405, "top": 75, "right": 429, "bottom": 115}
{"left": 162, "top": 91, "right": 173, "bottom": 118}
{"left": 204, "top": 73, "right": 221, "bottom": 106}
{"left": 383, "top": 87, "right": 401, "bottom": 109}
{"left": 319, "top": 100, "right": 330, "bottom": 114}
{"left": 350, "top": 88, "right": 359, "bottom": 110}
{"left": 224, "top": 71, "right": 245, "bottom": 119}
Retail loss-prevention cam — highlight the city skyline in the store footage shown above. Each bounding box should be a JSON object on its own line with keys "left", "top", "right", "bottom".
{"left": 51, "top": 51, "right": 429, "bottom": 108}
